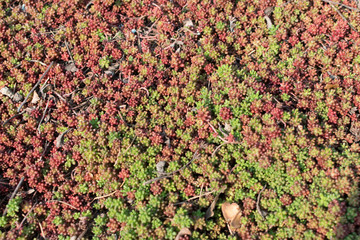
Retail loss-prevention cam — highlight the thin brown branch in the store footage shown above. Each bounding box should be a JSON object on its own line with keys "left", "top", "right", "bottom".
{"left": 329, "top": 2, "right": 358, "bottom": 32}
{"left": 52, "top": 91, "right": 66, "bottom": 102}
{"left": 63, "top": 89, "right": 78, "bottom": 97}
{"left": 199, "top": 183, "right": 204, "bottom": 198}
{"left": 85, "top": 0, "right": 93, "bottom": 10}
{"left": 207, "top": 122, "right": 229, "bottom": 143}
{"left": 91, "top": 191, "right": 118, "bottom": 203}
{"left": 18, "top": 61, "right": 54, "bottom": 112}
{"left": 77, "top": 227, "right": 88, "bottom": 240}
{"left": 115, "top": 136, "right": 137, "bottom": 166}
{"left": 136, "top": 29, "right": 143, "bottom": 53}
{"left": 38, "top": 220, "right": 46, "bottom": 239}
{"left": 177, "top": 150, "right": 201, "bottom": 173}
{"left": 11, "top": 63, "right": 22, "bottom": 69}
{"left": 143, "top": 150, "right": 200, "bottom": 185}
{"left": 65, "top": 40, "right": 75, "bottom": 63}
{"left": 144, "top": 20, "right": 158, "bottom": 36}
{"left": 3, "top": 177, "right": 25, "bottom": 216}
{"left": 2, "top": 110, "right": 26, "bottom": 126}
{"left": 47, "top": 200, "right": 79, "bottom": 210}
{"left": 27, "top": 60, "right": 47, "bottom": 66}
{"left": 226, "top": 222, "right": 234, "bottom": 235}
{"left": 71, "top": 97, "right": 93, "bottom": 110}
{"left": 139, "top": 87, "right": 149, "bottom": 96}
{"left": 321, "top": 0, "right": 360, "bottom": 12}
{"left": 174, "top": 189, "right": 218, "bottom": 205}
{"left": 40, "top": 78, "right": 51, "bottom": 96}
{"left": 142, "top": 174, "right": 172, "bottom": 185}
{"left": 18, "top": 203, "right": 37, "bottom": 229}
{"left": 211, "top": 142, "right": 227, "bottom": 158}
{"left": 37, "top": 97, "right": 53, "bottom": 133}
{"left": 256, "top": 185, "right": 267, "bottom": 219}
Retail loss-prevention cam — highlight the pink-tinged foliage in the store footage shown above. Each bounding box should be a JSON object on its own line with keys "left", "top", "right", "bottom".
{"left": 0, "top": 0, "right": 360, "bottom": 239}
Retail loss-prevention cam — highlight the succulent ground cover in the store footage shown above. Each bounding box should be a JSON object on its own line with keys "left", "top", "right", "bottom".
{"left": 1, "top": 0, "right": 360, "bottom": 239}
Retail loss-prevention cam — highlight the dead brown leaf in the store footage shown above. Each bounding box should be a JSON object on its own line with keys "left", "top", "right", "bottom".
{"left": 264, "top": 7, "right": 274, "bottom": 29}
{"left": 350, "top": 121, "right": 360, "bottom": 142}
{"left": 156, "top": 161, "right": 167, "bottom": 176}
{"left": 224, "top": 122, "right": 232, "bottom": 132}
{"left": 13, "top": 92, "right": 24, "bottom": 102}
{"left": 221, "top": 202, "right": 241, "bottom": 223}
{"left": 183, "top": 18, "right": 194, "bottom": 28}
{"left": 264, "top": 16, "right": 273, "bottom": 29}
{"left": 264, "top": 6, "right": 274, "bottom": 16}
{"left": 26, "top": 189, "right": 35, "bottom": 194}
{"left": 175, "top": 227, "right": 191, "bottom": 240}
{"left": 65, "top": 62, "right": 78, "bottom": 73}
{"left": 0, "top": 87, "right": 14, "bottom": 98}
{"left": 349, "top": 107, "right": 357, "bottom": 116}
{"left": 230, "top": 211, "right": 242, "bottom": 228}
{"left": 55, "top": 129, "right": 72, "bottom": 148}
{"left": 104, "top": 62, "right": 119, "bottom": 76}
{"left": 31, "top": 91, "right": 40, "bottom": 104}
{"left": 205, "top": 186, "right": 227, "bottom": 220}
{"left": 205, "top": 194, "right": 220, "bottom": 220}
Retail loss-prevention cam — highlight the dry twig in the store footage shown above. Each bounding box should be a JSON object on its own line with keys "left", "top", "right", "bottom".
{"left": 38, "top": 220, "right": 46, "bottom": 239}
{"left": 71, "top": 97, "right": 93, "bottom": 110}
{"left": 18, "top": 203, "right": 37, "bottom": 229}
{"left": 207, "top": 122, "right": 229, "bottom": 143}
{"left": 65, "top": 40, "right": 75, "bottom": 63}
{"left": 2, "top": 110, "right": 26, "bottom": 126}
{"left": 37, "top": 97, "right": 54, "bottom": 133}
{"left": 174, "top": 189, "right": 219, "bottom": 206}
{"left": 85, "top": 0, "right": 93, "bottom": 9}
{"left": 3, "top": 177, "right": 25, "bottom": 216}
{"left": 52, "top": 91, "right": 66, "bottom": 102}
{"left": 77, "top": 227, "right": 89, "bottom": 240}
{"left": 47, "top": 200, "right": 79, "bottom": 210}
{"left": 143, "top": 150, "right": 200, "bottom": 185}
{"left": 256, "top": 185, "right": 267, "bottom": 219}
{"left": 321, "top": 0, "right": 360, "bottom": 12}
{"left": 139, "top": 87, "right": 149, "bottom": 96}
{"left": 91, "top": 191, "right": 118, "bottom": 203}
{"left": 208, "top": 121, "right": 240, "bottom": 158}
{"left": 211, "top": 142, "right": 227, "bottom": 158}
{"left": 40, "top": 78, "right": 51, "bottom": 95}
{"left": 27, "top": 59, "right": 47, "bottom": 66}
{"left": 329, "top": 2, "right": 358, "bottom": 32}
{"left": 18, "top": 61, "right": 54, "bottom": 112}
{"left": 115, "top": 136, "right": 137, "bottom": 166}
